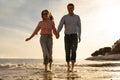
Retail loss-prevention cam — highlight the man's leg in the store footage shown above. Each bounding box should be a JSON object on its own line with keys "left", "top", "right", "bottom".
{"left": 65, "top": 35, "right": 71, "bottom": 72}
{"left": 71, "top": 34, "right": 78, "bottom": 72}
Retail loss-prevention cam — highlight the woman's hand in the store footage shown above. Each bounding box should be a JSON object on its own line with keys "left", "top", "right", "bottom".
{"left": 25, "top": 37, "right": 31, "bottom": 41}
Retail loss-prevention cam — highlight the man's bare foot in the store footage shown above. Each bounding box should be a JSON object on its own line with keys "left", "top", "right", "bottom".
{"left": 67, "top": 62, "right": 71, "bottom": 72}
{"left": 71, "top": 61, "right": 75, "bottom": 72}
{"left": 45, "top": 70, "right": 52, "bottom": 73}
{"left": 49, "top": 63, "right": 52, "bottom": 71}
{"left": 45, "top": 64, "right": 48, "bottom": 72}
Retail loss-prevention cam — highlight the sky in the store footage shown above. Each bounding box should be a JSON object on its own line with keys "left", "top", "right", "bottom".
{"left": 0, "top": 0, "right": 120, "bottom": 59}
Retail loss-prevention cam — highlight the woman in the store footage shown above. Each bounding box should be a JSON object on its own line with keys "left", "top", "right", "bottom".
{"left": 25, "top": 10, "right": 59, "bottom": 72}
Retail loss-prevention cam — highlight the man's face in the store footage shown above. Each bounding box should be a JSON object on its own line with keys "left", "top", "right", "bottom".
{"left": 67, "top": 6, "right": 74, "bottom": 14}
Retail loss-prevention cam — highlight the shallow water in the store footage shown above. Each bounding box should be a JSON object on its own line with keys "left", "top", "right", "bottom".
{"left": 0, "top": 59, "right": 120, "bottom": 80}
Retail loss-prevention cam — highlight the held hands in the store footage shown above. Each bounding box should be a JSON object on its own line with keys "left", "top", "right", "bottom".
{"left": 55, "top": 33, "right": 59, "bottom": 39}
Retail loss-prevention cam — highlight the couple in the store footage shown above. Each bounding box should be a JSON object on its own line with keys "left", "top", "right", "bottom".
{"left": 25, "top": 3, "right": 81, "bottom": 72}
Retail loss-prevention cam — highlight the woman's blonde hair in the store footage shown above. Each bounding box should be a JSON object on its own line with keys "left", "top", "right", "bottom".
{"left": 41, "top": 9, "right": 54, "bottom": 21}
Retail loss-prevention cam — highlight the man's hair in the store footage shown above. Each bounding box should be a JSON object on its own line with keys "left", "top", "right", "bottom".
{"left": 67, "top": 3, "right": 74, "bottom": 8}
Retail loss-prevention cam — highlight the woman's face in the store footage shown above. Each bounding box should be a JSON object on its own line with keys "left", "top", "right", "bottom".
{"left": 42, "top": 12, "right": 49, "bottom": 20}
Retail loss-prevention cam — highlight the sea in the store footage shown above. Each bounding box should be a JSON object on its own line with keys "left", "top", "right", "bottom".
{"left": 0, "top": 58, "right": 120, "bottom": 80}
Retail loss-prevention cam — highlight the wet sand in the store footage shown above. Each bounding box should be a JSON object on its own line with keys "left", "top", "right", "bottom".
{"left": 0, "top": 59, "right": 120, "bottom": 80}
{"left": 0, "top": 63, "right": 120, "bottom": 80}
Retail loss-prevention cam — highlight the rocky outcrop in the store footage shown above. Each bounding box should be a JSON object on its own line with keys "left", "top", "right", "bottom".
{"left": 86, "top": 39, "right": 120, "bottom": 60}
{"left": 111, "top": 39, "right": 120, "bottom": 54}
{"left": 86, "top": 54, "right": 120, "bottom": 60}
{"left": 91, "top": 47, "right": 111, "bottom": 56}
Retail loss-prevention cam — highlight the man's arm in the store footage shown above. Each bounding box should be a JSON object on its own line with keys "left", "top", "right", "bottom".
{"left": 57, "top": 16, "right": 65, "bottom": 33}
{"left": 77, "top": 16, "right": 81, "bottom": 42}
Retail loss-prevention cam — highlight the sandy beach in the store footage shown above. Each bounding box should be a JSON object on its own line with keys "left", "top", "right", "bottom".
{"left": 0, "top": 59, "right": 120, "bottom": 80}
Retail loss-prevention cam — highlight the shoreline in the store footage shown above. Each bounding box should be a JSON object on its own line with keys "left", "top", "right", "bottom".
{"left": 86, "top": 54, "right": 120, "bottom": 61}
{"left": 0, "top": 59, "right": 120, "bottom": 80}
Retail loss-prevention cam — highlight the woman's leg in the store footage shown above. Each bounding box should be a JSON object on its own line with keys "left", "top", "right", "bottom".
{"left": 47, "top": 36, "right": 53, "bottom": 71}
{"left": 40, "top": 35, "right": 49, "bottom": 71}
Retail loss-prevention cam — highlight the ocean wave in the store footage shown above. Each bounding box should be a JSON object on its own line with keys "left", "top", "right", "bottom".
{"left": 0, "top": 63, "right": 43, "bottom": 69}
{"left": 0, "top": 62, "right": 120, "bottom": 69}
{"left": 79, "top": 63, "right": 120, "bottom": 67}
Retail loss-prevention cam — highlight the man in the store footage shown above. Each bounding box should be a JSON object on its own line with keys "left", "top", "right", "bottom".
{"left": 57, "top": 3, "right": 81, "bottom": 72}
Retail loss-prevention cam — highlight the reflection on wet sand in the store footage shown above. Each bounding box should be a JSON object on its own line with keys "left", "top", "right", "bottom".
{"left": 42, "top": 72, "right": 52, "bottom": 80}
{"left": 66, "top": 72, "right": 81, "bottom": 80}
{"left": 41, "top": 71, "right": 81, "bottom": 80}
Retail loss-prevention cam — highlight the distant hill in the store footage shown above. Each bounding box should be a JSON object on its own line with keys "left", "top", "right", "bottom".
{"left": 86, "top": 39, "right": 120, "bottom": 60}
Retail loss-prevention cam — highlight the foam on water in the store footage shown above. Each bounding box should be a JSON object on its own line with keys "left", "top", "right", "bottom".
{"left": 0, "top": 59, "right": 120, "bottom": 80}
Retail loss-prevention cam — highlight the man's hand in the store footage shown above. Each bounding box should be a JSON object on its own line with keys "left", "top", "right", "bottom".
{"left": 78, "top": 36, "right": 81, "bottom": 43}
